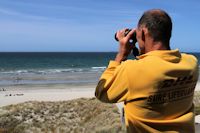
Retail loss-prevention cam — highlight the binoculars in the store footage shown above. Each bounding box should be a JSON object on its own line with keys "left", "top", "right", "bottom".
{"left": 114, "top": 29, "right": 139, "bottom": 57}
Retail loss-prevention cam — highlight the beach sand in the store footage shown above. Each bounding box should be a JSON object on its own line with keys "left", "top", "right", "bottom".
{"left": 0, "top": 82, "right": 200, "bottom": 132}
{"left": 0, "top": 84, "right": 95, "bottom": 107}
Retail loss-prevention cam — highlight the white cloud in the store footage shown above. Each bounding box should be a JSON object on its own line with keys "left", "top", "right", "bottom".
{"left": 0, "top": 8, "right": 49, "bottom": 20}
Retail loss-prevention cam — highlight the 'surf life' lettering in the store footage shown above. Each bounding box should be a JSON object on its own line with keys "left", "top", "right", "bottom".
{"left": 147, "top": 93, "right": 167, "bottom": 103}
{"left": 162, "top": 75, "right": 193, "bottom": 88}
{"left": 147, "top": 87, "right": 195, "bottom": 104}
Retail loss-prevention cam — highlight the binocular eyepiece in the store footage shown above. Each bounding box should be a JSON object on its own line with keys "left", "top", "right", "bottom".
{"left": 114, "top": 29, "right": 139, "bottom": 57}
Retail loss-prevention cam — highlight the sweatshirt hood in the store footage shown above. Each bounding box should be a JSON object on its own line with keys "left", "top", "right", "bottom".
{"left": 138, "top": 49, "right": 182, "bottom": 63}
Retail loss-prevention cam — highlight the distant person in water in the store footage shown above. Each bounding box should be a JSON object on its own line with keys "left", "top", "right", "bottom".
{"left": 95, "top": 9, "right": 199, "bottom": 133}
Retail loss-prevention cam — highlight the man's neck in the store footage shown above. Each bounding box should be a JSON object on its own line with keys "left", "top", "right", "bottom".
{"left": 145, "top": 41, "right": 170, "bottom": 53}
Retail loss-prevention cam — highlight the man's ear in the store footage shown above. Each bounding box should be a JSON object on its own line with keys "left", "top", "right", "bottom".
{"left": 142, "top": 29, "right": 145, "bottom": 42}
{"left": 141, "top": 28, "right": 148, "bottom": 42}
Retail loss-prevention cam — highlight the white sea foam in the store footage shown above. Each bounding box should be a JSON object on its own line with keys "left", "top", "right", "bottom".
{"left": 0, "top": 67, "right": 106, "bottom": 75}
{"left": 92, "top": 66, "right": 106, "bottom": 69}
{"left": 17, "top": 70, "right": 29, "bottom": 74}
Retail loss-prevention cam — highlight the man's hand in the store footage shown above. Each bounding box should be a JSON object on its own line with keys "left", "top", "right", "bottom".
{"left": 115, "top": 28, "right": 136, "bottom": 63}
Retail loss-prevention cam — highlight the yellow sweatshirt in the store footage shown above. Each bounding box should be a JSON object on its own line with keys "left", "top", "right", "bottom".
{"left": 95, "top": 49, "right": 199, "bottom": 133}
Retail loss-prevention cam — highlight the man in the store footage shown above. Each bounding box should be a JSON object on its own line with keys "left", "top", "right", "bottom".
{"left": 95, "top": 9, "right": 199, "bottom": 133}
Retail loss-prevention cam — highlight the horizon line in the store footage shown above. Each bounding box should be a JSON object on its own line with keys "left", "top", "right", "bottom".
{"left": 0, "top": 51, "right": 199, "bottom": 53}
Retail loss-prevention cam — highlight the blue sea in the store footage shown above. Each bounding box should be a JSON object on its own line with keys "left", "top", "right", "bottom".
{"left": 0, "top": 52, "right": 116, "bottom": 86}
{"left": 0, "top": 52, "right": 199, "bottom": 86}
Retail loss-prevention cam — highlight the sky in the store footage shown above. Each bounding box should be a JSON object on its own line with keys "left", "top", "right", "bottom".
{"left": 0, "top": 0, "right": 199, "bottom": 52}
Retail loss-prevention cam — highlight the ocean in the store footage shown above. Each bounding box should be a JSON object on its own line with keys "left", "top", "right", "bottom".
{"left": 0, "top": 52, "right": 199, "bottom": 86}
{"left": 0, "top": 52, "right": 116, "bottom": 86}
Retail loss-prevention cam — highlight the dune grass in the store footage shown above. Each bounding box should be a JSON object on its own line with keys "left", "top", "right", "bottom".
{"left": 1, "top": 91, "right": 200, "bottom": 133}
{"left": 0, "top": 98, "right": 125, "bottom": 133}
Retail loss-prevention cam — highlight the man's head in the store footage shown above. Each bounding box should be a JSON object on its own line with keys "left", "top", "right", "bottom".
{"left": 136, "top": 9, "right": 172, "bottom": 54}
